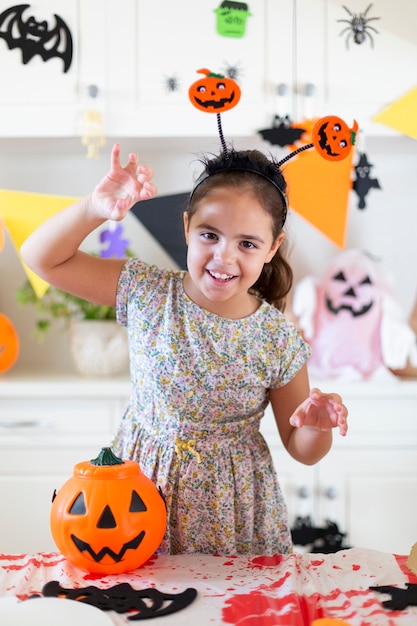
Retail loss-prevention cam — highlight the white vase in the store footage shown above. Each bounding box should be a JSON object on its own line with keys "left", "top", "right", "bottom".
{"left": 69, "top": 320, "right": 129, "bottom": 377}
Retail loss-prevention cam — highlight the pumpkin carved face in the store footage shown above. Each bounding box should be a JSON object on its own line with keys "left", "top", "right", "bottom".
{"left": 188, "top": 68, "right": 241, "bottom": 113}
{"left": 320, "top": 250, "right": 385, "bottom": 318}
{"left": 325, "top": 269, "right": 374, "bottom": 317}
{"left": 50, "top": 448, "right": 167, "bottom": 574}
{"left": 312, "top": 115, "right": 358, "bottom": 161}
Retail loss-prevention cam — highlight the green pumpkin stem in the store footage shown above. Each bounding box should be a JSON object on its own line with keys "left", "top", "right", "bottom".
{"left": 90, "top": 447, "right": 124, "bottom": 466}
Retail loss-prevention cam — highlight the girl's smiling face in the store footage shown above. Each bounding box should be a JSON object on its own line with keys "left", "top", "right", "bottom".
{"left": 183, "top": 186, "right": 284, "bottom": 318}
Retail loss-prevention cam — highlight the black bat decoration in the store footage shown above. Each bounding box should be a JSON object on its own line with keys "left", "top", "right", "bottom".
{"left": 259, "top": 115, "right": 306, "bottom": 147}
{"left": 0, "top": 4, "right": 73, "bottom": 72}
{"left": 33, "top": 580, "right": 198, "bottom": 621}
{"left": 353, "top": 151, "right": 381, "bottom": 209}
{"left": 291, "top": 515, "right": 351, "bottom": 553}
{"left": 370, "top": 584, "right": 417, "bottom": 611}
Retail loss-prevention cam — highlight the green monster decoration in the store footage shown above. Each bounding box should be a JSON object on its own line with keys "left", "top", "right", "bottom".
{"left": 214, "top": 1, "right": 252, "bottom": 38}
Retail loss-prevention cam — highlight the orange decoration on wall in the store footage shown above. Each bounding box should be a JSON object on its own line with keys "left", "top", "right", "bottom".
{"left": 0, "top": 313, "right": 20, "bottom": 373}
{"left": 284, "top": 147, "right": 355, "bottom": 248}
{"left": 0, "top": 219, "right": 4, "bottom": 252}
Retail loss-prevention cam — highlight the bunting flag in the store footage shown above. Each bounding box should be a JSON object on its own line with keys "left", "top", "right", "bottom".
{"left": 0, "top": 190, "right": 78, "bottom": 298}
{"left": 373, "top": 85, "right": 417, "bottom": 140}
{"left": 283, "top": 145, "right": 355, "bottom": 248}
{"left": 131, "top": 193, "right": 188, "bottom": 269}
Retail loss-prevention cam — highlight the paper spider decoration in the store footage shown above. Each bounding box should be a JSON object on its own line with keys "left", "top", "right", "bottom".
{"left": 353, "top": 151, "right": 381, "bottom": 209}
{"left": 337, "top": 4, "right": 380, "bottom": 49}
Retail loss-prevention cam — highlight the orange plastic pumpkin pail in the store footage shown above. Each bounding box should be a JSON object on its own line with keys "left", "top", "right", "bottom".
{"left": 50, "top": 447, "right": 167, "bottom": 574}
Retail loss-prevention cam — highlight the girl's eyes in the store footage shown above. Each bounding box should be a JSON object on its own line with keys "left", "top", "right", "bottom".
{"left": 199, "top": 233, "right": 257, "bottom": 249}
{"left": 201, "top": 232, "right": 218, "bottom": 240}
{"left": 241, "top": 240, "right": 256, "bottom": 249}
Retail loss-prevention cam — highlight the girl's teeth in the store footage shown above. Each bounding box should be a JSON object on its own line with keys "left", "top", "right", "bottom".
{"left": 210, "top": 271, "right": 232, "bottom": 280}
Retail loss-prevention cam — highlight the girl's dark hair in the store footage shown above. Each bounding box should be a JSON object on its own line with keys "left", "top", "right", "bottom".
{"left": 187, "top": 149, "right": 293, "bottom": 311}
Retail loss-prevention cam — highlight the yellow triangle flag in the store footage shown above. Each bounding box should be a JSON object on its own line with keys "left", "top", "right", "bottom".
{"left": 373, "top": 85, "right": 417, "bottom": 139}
{"left": 0, "top": 190, "right": 79, "bottom": 298}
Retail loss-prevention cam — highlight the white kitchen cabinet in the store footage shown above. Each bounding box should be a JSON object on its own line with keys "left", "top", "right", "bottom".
{"left": 104, "top": 0, "right": 278, "bottom": 137}
{"left": 1, "top": 374, "right": 416, "bottom": 555}
{"left": 0, "top": 374, "right": 131, "bottom": 553}
{"left": 0, "top": 0, "right": 106, "bottom": 136}
{"left": 261, "top": 379, "right": 417, "bottom": 555}
{"left": 266, "top": 0, "right": 417, "bottom": 136}
{"left": 322, "top": 0, "right": 417, "bottom": 135}
{"left": 108, "top": 0, "right": 408, "bottom": 137}
{"left": 1, "top": 0, "right": 415, "bottom": 138}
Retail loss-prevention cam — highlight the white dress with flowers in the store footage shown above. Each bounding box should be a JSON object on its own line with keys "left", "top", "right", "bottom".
{"left": 113, "top": 259, "right": 311, "bottom": 555}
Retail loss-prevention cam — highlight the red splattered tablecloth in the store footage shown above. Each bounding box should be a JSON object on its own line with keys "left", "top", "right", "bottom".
{"left": 1, "top": 548, "right": 416, "bottom": 625}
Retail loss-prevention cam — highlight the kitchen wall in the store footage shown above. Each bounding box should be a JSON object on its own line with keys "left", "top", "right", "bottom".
{"left": 1, "top": 133, "right": 417, "bottom": 374}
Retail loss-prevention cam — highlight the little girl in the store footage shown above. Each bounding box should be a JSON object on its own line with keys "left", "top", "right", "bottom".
{"left": 21, "top": 143, "right": 348, "bottom": 555}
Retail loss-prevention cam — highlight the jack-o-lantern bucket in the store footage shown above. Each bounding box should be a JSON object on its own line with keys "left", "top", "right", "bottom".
{"left": 50, "top": 447, "right": 167, "bottom": 574}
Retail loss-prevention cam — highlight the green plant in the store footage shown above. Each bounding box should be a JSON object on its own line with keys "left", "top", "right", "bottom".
{"left": 15, "top": 280, "right": 117, "bottom": 342}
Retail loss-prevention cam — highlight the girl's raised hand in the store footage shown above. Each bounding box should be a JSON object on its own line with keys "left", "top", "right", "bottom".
{"left": 91, "top": 143, "right": 157, "bottom": 221}
{"left": 289, "top": 388, "right": 348, "bottom": 436}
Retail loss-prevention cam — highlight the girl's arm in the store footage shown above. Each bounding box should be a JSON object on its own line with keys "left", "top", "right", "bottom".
{"left": 269, "top": 364, "right": 348, "bottom": 466}
{"left": 20, "top": 144, "right": 157, "bottom": 307}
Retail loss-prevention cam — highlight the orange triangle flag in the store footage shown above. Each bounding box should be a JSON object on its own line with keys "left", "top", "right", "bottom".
{"left": 0, "top": 190, "right": 79, "bottom": 298}
{"left": 283, "top": 148, "right": 355, "bottom": 248}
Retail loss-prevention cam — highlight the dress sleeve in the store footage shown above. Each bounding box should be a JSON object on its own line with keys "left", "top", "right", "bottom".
{"left": 116, "top": 258, "right": 175, "bottom": 327}
{"left": 116, "top": 258, "right": 151, "bottom": 326}
{"left": 269, "top": 316, "right": 312, "bottom": 388}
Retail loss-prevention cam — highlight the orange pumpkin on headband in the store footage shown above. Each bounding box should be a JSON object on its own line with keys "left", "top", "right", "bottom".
{"left": 188, "top": 68, "right": 241, "bottom": 113}
{"left": 50, "top": 447, "right": 167, "bottom": 574}
{"left": 312, "top": 115, "right": 358, "bottom": 161}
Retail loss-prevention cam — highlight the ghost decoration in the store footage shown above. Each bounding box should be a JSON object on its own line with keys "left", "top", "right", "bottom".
{"left": 293, "top": 249, "right": 417, "bottom": 380}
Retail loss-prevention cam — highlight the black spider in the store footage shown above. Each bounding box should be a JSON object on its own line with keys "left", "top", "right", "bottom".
{"left": 221, "top": 61, "right": 243, "bottom": 82}
{"left": 337, "top": 4, "right": 380, "bottom": 48}
{"left": 164, "top": 75, "right": 181, "bottom": 93}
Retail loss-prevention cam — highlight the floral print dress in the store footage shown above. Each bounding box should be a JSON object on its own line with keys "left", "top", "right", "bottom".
{"left": 113, "top": 259, "right": 311, "bottom": 555}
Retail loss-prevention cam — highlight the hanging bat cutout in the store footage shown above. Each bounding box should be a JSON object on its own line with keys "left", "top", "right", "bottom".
{"left": 258, "top": 115, "right": 307, "bottom": 147}
{"left": 353, "top": 151, "right": 381, "bottom": 209}
{"left": 0, "top": 4, "right": 73, "bottom": 72}
{"left": 370, "top": 584, "right": 417, "bottom": 611}
{"left": 37, "top": 580, "right": 198, "bottom": 620}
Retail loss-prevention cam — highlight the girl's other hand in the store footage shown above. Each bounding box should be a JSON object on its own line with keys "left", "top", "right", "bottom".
{"left": 289, "top": 388, "right": 348, "bottom": 436}
{"left": 91, "top": 143, "right": 157, "bottom": 221}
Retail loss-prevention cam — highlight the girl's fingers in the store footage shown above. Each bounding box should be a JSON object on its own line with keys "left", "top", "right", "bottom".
{"left": 110, "top": 143, "right": 121, "bottom": 168}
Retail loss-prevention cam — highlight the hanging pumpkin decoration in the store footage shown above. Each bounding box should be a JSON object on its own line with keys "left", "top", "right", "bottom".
{"left": 312, "top": 115, "right": 358, "bottom": 161}
{"left": 188, "top": 68, "right": 241, "bottom": 113}
{"left": 50, "top": 447, "right": 167, "bottom": 574}
{"left": 0, "top": 313, "right": 20, "bottom": 374}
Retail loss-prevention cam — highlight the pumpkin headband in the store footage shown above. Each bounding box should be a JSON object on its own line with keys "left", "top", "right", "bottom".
{"left": 188, "top": 68, "right": 358, "bottom": 226}
{"left": 191, "top": 149, "right": 290, "bottom": 225}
